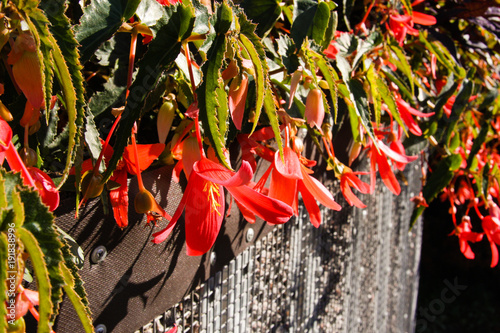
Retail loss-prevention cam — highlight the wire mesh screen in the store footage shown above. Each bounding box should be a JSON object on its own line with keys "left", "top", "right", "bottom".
{"left": 135, "top": 163, "right": 423, "bottom": 333}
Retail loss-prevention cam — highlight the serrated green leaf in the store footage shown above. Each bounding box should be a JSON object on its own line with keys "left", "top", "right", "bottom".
{"left": 61, "top": 263, "right": 94, "bottom": 332}
{"left": 240, "top": 0, "right": 281, "bottom": 37}
{"left": 389, "top": 43, "right": 414, "bottom": 96}
{"left": 104, "top": 2, "right": 195, "bottom": 181}
{"left": 381, "top": 67, "right": 412, "bottom": 100}
{"left": 321, "top": 5, "right": 337, "bottom": 50}
{"left": 19, "top": 187, "right": 65, "bottom": 324}
{"left": 0, "top": 234, "right": 8, "bottom": 332}
{"left": 84, "top": 110, "right": 104, "bottom": 172}
{"left": 48, "top": 32, "right": 80, "bottom": 188}
{"left": 197, "top": 2, "right": 232, "bottom": 169}
{"left": 18, "top": 228, "right": 53, "bottom": 333}
{"left": 238, "top": 34, "right": 266, "bottom": 134}
{"left": 277, "top": 34, "right": 300, "bottom": 74}
{"left": 366, "top": 64, "right": 381, "bottom": 125}
{"left": 376, "top": 76, "right": 407, "bottom": 135}
{"left": 263, "top": 87, "right": 284, "bottom": 158}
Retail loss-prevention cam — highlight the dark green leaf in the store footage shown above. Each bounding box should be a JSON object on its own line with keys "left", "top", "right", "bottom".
{"left": 291, "top": 0, "right": 317, "bottom": 50}
{"left": 422, "top": 154, "right": 462, "bottom": 201}
{"left": 240, "top": 0, "right": 281, "bottom": 37}
{"left": 75, "top": 0, "right": 141, "bottom": 62}
{"left": 198, "top": 2, "right": 232, "bottom": 169}
{"left": 442, "top": 78, "right": 473, "bottom": 146}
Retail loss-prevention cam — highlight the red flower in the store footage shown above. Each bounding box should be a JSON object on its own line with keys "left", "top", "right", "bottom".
{"left": 152, "top": 157, "right": 293, "bottom": 255}
{"left": 451, "top": 216, "right": 483, "bottom": 260}
{"left": 262, "top": 147, "right": 341, "bottom": 227}
{"left": 0, "top": 119, "right": 59, "bottom": 211}
{"left": 482, "top": 201, "right": 500, "bottom": 267}
{"left": 395, "top": 96, "right": 435, "bottom": 136}
{"left": 156, "top": 0, "right": 181, "bottom": 6}
{"left": 368, "top": 138, "right": 418, "bottom": 195}
{"left": 78, "top": 141, "right": 165, "bottom": 227}
{"left": 339, "top": 166, "right": 370, "bottom": 208}
{"left": 388, "top": 4, "right": 436, "bottom": 45}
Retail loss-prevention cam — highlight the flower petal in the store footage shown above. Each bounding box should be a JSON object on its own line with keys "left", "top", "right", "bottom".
{"left": 184, "top": 174, "right": 225, "bottom": 256}
{"left": 412, "top": 11, "right": 437, "bottom": 26}
{"left": 378, "top": 140, "right": 418, "bottom": 165}
{"left": 227, "top": 185, "right": 293, "bottom": 224}
{"left": 269, "top": 168, "right": 298, "bottom": 207}
{"left": 228, "top": 75, "right": 248, "bottom": 130}
{"left": 109, "top": 170, "right": 129, "bottom": 228}
{"left": 274, "top": 147, "right": 303, "bottom": 180}
{"left": 194, "top": 157, "right": 253, "bottom": 187}
{"left": 341, "top": 176, "right": 366, "bottom": 208}
{"left": 27, "top": 167, "right": 60, "bottom": 211}
{"left": 298, "top": 181, "right": 321, "bottom": 227}
{"left": 375, "top": 148, "right": 401, "bottom": 195}
{"left": 300, "top": 166, "right": 341, "bottom": 211}
{"left": 123, "top": 143, "right": 165, "bottom": 175}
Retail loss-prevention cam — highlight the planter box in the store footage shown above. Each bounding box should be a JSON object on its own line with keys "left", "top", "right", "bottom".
{"left": 48, "top": 160, "right": 422, "bottom": 333}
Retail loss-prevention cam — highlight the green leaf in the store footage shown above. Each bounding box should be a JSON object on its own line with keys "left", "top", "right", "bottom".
{"left": 238, "top": 34, "right": 267, "bottom": 134}
{"left": 263, "top": 87, "right": 284, "bottom": 158}
{"left": 19, "top": 187, "right": 65, "bottom": 324}
{"left": 61, "top": 263, "right": 94, "bottom": 332}
{"left": 0, "top": 234, "right": 8, "bottom": 332}
{"left": 104, "top": 2, "right": 196, "bottom": 181}
{"left": 366, "top": 64, "right": 381, "bottom": 125}
{"left": 198, "top": 2, "right": 232, "bottom": 169}
{"left": 240, "top": 0, "right": 281, "bottom": 37}
{"left": 389, "top": 43, "right": 414, "bottom": 96}
{"left": 310, "top": 1, "right": 331, "bottom": 47}
{"left": 442, "top": 78, "right": 473, "bottom": 146}
{"left": 466, "top": 122, "right": 489, "bottom": 168}
{"left": 291, "top": 0, "right": 317, "bottom": 49}
{"left": 39, "top": 1, "right": 86, "bottom": 188}
{"left": 423, "top": 154, "right": 462, "bottom": 201}
{"left": 84, "top": 110, "right": 104, "bottom": 172}
{"left": 419, "top": 32, "right": 465, "bottom": 79}
{"left": 376, "top": 76, "right": 406, "bottom": 134}
{"left": 48, "top": 32, "right": 81, "bottom": 188}
{"left": 347, "top": 79, "right": 376, "bottom": 143}
{"left": 75, "top": 0, "right": 142, "bottom": 62}
{"left": 312, "top": 52, "right": 338, "bottom": 122}
{"left": 18, "top": 228, "right": 53, "bottom": 333}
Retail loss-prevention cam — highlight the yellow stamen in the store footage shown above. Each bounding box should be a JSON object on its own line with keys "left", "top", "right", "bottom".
{"left": 203, "top": 181, "right": 222, "bottom": 216}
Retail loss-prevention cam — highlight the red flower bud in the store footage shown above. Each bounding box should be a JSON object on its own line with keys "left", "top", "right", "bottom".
{"left": 304, "top": 88, "right": 325, "bottom": 130}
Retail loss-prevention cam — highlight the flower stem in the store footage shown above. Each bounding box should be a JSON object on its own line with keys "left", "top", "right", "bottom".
{"left": 131, "top": 125, "right": 145, "bottom": 191}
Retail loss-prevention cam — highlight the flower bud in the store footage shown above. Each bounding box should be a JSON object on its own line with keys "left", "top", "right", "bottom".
{"left": 304, "top": 88, "right": 325, "bottom": 130}
{"left": 20, "top": 101, "right": 40, "bottom": 127}
{"left": 348, "top": 141, "right": 362, "bottom": 166}
{"left": 0, "top": 100, "right": 13, "bottom": 122}
{"left": 157, "top": 95, "right": 177, "bottom": 143}
{"left": 288, "top": 68, "right": 303, "bottom": 109}
{"left": 80, "top": 172, "right": 104, "bottom": 199}
{"left": 8, "top": 33, "right": 44, "bottom": 109}
{"left": 20, "top": 147, "right": 37, "bottom": 167}
{"left": 134, "top": 189, "right": 156, "bottom": 214}
{"left": 228, "top": 74, "right": 248, "bottom": 130}
{"left": 182, "top": 136, "right": 202, "bottom": 178}
{"left": 222, "top": 60, "right": 238, "bottom": 81}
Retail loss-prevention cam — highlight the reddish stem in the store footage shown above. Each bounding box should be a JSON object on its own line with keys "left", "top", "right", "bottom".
{"left": 184, "top": 42, "right": 197, "bottom": 101}
{"left": 126, "top": 31, "right": 138, "bottom": 100}
{"left": 5, "top": 141, "right": 36, "bottom": 188}
{"left": 131, "top": 127, "right": 145, "bottom": 191}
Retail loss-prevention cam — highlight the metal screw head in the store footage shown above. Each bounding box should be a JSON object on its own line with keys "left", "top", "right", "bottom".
{"left": 246, "top": 228, "right": 255, "bottom": 242}
{"left": 210, "top": 252, "right": 216, "bottom": 266}
{"left": 90, "top": 245, "right": 107, "bottom": 264}
{"left": 95, "top": 324, "right": 107, "bottom": 333}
